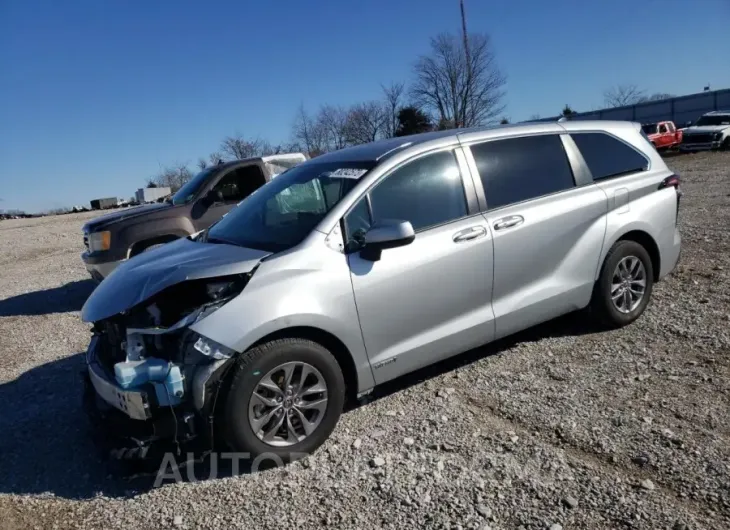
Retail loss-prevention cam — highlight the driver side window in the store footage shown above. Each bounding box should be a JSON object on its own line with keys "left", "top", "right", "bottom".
{"left": 213, "top": 165, "right": 266, "bottom": 202}
{"left": 343, "top": 150, "right": 468, "bottom": 250}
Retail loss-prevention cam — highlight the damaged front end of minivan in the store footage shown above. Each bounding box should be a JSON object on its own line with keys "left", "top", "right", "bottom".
{"left": 81, "top": 238, "right": 269, "bottom": 461}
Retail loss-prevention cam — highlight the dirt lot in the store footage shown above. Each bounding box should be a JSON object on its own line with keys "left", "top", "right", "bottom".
{"left": 0, "top": 152, "right": 728, "bottom": 530}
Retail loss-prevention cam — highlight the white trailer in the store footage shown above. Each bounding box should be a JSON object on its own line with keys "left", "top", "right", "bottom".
{"left": 135, "top": 187, "right": 172, "bottom": 203}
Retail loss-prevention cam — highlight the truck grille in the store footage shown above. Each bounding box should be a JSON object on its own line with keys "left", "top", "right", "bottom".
{"left": 683, "top": 134, "right": 713, "bottom": 144}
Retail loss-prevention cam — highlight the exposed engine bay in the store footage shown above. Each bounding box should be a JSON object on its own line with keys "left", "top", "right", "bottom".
{"left": 84, "top": 272, "right": 253, "bottom": 461}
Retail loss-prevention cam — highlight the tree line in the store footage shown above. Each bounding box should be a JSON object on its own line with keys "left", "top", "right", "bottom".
{"left": 148, "top": 31, "right": 507, "bottom": 190}
{"left": 146, "top": 29, "right": 679, "bottom": 192}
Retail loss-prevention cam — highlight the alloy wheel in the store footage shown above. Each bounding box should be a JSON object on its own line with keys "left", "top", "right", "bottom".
{"left": 611, "top": 256, "right": 646, "bottom": 314}
{"left": 247, "top": 361, "right": 328, "bottom": 447}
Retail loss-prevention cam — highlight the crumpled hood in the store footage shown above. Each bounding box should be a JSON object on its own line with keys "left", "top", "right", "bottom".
{"left": 81, "top": 237, "right": 271, "bottom": 322}
{"left": 684, "top": 125, "right": 729, "bottom": 134}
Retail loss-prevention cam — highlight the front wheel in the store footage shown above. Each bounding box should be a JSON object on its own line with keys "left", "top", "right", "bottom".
{"left": 590, "top": 240, "right": 654, "bottom": 328}
{"left": 221, "top": 338, "right": 345, "bottom": 462}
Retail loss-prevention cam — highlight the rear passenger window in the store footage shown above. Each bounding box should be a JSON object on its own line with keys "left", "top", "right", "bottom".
{"left": 470, "top": 134, "right": 575, "bottom": 210}
{"left": 571, "top": 133, "right": 648, "bottom": 181}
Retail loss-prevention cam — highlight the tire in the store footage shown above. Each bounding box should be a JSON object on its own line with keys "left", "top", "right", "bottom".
{"left": 221, "top": 338, "right": 345, "bottom": 462}
{"left": 722, "top": 137, "right": 730, "bottom": 152}
{"left": 131, "top": 237, "right": 178, "bottom": 257}
{"left": 142, "top": 243, "right": 165, "bottom": 253}
{"left": 590, "top": 240, "right": 654, "bottom": 328}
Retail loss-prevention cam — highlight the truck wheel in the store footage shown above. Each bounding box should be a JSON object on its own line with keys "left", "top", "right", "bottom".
{"left": 142, "top": 243, "right": 165, "bottom": 253}
{"left": 221, "top": 338, "right": 345, "bottom": 463}
{"left": 722, "top": 137, "right": 730, "bottom": 151}
{"left": 130, "top": 236, "right": 179, "bottom": 256}
{"left": 590, "top": 240, "right": 654, "bottom": 328}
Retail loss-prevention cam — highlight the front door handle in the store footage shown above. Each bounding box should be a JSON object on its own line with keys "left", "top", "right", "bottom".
{"left": 493, "top": 215, "right": 524, "bottom": 231}
{"left": 452, "top": 225, "right": 487, "bottom": 243}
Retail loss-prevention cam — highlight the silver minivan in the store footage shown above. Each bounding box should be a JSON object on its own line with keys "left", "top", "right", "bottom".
{"left": 82, "top": 121, "right": 681, "bottom": 461}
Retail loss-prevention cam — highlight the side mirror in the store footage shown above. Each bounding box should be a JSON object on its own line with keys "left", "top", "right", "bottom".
{"left": 685, "top": 121, "right": 693, "bottom": 127}
{"left": 360, "top": 219, "right": 415, "bottom": 262}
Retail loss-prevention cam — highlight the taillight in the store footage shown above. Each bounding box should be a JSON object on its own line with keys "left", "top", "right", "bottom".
{"left": 659, "top": 174, "right": 681, "bottom": 222}
{"left": 659, "top": 174, "right": 680, "bottom": 191}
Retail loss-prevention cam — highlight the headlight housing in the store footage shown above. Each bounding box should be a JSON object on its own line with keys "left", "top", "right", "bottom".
{"left": 713, "top": 132, "right": 723, "bottom": 140}
{"left": 88, "top": 231, "right": 111, "bottom": 252}
{"left": 193, "top": 334, "right": 235, "bottom": 360}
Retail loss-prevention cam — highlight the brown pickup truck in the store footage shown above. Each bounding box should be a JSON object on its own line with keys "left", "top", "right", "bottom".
{"left": 81, "top": 153, "right": 306, "bottom": 281}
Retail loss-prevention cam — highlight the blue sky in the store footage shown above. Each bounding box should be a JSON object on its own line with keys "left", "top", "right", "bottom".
{"left": 1, "top": 0, "right": 729, "bottom": 213}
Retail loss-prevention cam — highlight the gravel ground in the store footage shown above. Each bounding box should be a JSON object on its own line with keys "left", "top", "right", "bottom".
{"left": 1, "top": 152, "right": 728, "bottom": 530}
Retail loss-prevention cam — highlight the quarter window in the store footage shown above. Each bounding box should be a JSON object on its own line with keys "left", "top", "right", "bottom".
{"left": 571, "top": 132, "right": 648, "bottom": 181}
{"left": 343, "top": 150, "right": 468, "bottom": 245}
{"left": 470, "top": 134, "right": 575, "bottom": 210}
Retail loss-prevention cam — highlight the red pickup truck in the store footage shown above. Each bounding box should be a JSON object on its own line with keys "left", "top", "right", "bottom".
{"left": 641, "top": 121, "right": 683, "bottom": 151}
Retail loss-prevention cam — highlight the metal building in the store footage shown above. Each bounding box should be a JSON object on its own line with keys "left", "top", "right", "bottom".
{"left": 530, "top": 88, "right": 730, "bottom": 125}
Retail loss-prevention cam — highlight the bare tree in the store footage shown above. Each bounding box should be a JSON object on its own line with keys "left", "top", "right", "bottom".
{"left": 345, "top": 101, "right": 386, "bottom": 145}
{"left": 292, "top": 104, "right": 328, "bottom": 156}
{"left": 529, "top": 113, "right": 541, "bottom": 120}
{"left": 153, "top": 163, "right": 193, "bottom": 191}
{"left": 603, "top": 84, "right": 646, "bottom": 107}
{"left": 645, "top": 92, "right": 675, "bottom": 102}
{"left": 411, "top": 32, "right": 506, "bottom": 128}
{"left": 382, "top": 81, "right": 405, "bottom": 138}
{"left": 317, "top": 105, "right": 350, "bottom": 150}
{"left": 220, "top": 134, "right": 262, "bottom": 160}
{"left": 265, "top": 141, "right": 304, "bottom": 155}
{"left": 209, "top": 151, "right": 224, "bottom": 165}
{"left": 197, "top": 158, "right": 207, "bottom": 170}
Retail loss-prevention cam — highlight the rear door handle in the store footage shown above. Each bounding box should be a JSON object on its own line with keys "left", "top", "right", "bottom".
{"left": 452, "top": 225, "right": 487, "bottom": 243}
{"left": 493, "top": 215, "right": 524, "bottom": 231}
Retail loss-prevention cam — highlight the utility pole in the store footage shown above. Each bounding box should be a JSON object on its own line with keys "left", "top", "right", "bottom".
{"left": 460, "top": 0, "right": 472, "bottom": 127}
{"left": 460, "top": 0, "right": 469, "bottom": 55}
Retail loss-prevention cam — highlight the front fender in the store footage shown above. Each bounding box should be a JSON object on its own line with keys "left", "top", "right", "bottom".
{"left": 118, "top": 216, "right": 195, "bottom": 253}
{"left": 189, "top": 239, "right": 376, "bottom": 394}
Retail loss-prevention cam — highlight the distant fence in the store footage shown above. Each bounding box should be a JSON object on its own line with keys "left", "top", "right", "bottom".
{"left": 532, "top": 88, "right": 730, "bottom": 125}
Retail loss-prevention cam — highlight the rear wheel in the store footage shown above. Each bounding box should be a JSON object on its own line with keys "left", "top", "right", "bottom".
{"left": 590, "top": 240, "right": 654, "bottom": 328}
{"left": 221, "top": 339, "right": 345, "bottom": 462}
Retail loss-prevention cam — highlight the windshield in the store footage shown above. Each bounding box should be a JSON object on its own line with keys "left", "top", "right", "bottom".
{"left": 694, "top": 115, "right": 730, "bottom": 127}
{"left": 206, "top": 160, "right": 374, "bottom": 252}
{"left": 171, "top": 167, "right": 216, "bottom": 205}
{"left": 641, "top": 123, "right": 658, "bottom": 134}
